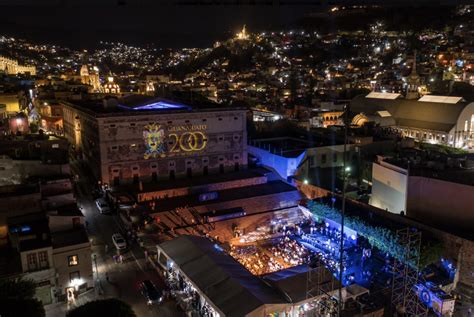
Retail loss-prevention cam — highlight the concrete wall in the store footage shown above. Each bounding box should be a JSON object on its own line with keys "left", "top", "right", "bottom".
{"left": 248, "top": 145, "right": 304, "bottom": 180}
{"left": 20, "top": 246, "right": 54, "bottom": 273}
{"left": 294, "top": 180, "right": 332, "bottom": 199}
{"left": 0, "top": 158, "right": 70, "bottom": 186}
{"left": 407, "top": 176, "right": 474, "bottom": 231}
{"left": 138, "top": 175, "right": 267, "bottom": 202}
{"left": 63, "top": 102, "right": 248, "bottom": 184}
{"left": 370, "top": 162, "right": 408, "bottom": 214}
{"left": 53, "top": 243, "right": 93, "bottom": 294}
{"left": 0, "top": 94, "right": 20, "bottom": 113}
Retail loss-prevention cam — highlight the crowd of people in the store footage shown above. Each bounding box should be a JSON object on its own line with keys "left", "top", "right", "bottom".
{"left": 230, "top": 245, "right": 284, "bottom": 275}
{"left": 270, "top": 237, "right": 310, "bottom": 267}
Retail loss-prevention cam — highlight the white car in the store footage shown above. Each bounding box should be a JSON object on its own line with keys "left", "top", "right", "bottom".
{"left": 112, "top": 233, "right": 127, "bottom": 250}
{"left": 95, "top": 198, "right": 110, "bottom": 214}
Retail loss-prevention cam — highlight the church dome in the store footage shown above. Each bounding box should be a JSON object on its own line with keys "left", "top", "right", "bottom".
{"left": 103, "top": 76, "right": 120, "bottom": 94}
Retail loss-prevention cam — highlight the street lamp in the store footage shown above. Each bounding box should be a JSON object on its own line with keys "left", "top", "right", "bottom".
{"left": 338, "top": 104, "right": 350, "bottom": 316}
{"left": 93, "top": 254, "right": 103, "bottom": 295}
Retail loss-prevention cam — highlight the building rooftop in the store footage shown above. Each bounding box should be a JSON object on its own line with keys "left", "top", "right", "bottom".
{"left": 350, "top": 94, "right": 471, "bottom": 132}
{"left": 250, "top": 136, "right": 344, "bottom": 158}
{"left": 51, "top": 227, "right": 89, "bottom": 249}
{"left": 49, "top": 204, "right": 84, "bottom": 217}
{"left": 145, "top": 180, "right": 297, "bottom": 213}
{"left": 111, "top": 168, "right": 269, "bottom": 197}
{"left": 158, "top": 235, "right": 286, "bottom": 316}
{"left": 61, "top": 94, "right": 245, "bottom": 117}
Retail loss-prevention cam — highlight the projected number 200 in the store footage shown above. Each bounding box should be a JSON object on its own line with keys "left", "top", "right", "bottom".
{"left": 169, "top": 132, "right": 207, "bottom": 153}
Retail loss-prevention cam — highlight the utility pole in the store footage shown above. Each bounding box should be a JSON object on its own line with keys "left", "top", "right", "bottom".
{"left": 93, "top": 254, "right": 103, "bottom": 295}
{"left": 338, "top": 104, "right": 350, "bottom": 316}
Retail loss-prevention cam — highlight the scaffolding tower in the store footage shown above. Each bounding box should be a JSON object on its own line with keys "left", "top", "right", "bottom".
{"left": 391, "top": 228, "right": 428, "bottom": 317}
{"left": 306, "top": 257, "right": 339, "bottom": 316}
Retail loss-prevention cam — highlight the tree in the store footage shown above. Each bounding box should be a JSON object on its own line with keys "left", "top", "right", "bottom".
{"left": 66, "top": 299, "right": 136, "bottom": 317}
{"left": 0, "top": 278, "right": 45, "bottom": 317}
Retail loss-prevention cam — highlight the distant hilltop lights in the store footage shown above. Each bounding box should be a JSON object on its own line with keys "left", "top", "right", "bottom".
{"left": 236, "top": 25, "right": 249, "bottom": 40}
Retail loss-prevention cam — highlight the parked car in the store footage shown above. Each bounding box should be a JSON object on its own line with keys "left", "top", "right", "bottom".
{"left": 140, "top": 280, "right": 163, "bottom": 305}
{"left": 112, "top": 233, "right": 127, "bottom": 250}
{"left": 95, "top": 198, "right": 110, "bottom": 214}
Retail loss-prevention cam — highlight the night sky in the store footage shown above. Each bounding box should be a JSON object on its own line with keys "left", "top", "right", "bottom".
{"left": 0, "top": 1, "right": 320, "bottom": 48}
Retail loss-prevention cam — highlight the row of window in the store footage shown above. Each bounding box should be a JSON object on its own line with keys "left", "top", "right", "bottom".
{"left": 400, "top": 129, "right": 447, "bottom": 142}
{"left": 109, "top": 135, "right": 241, "bottom": 151}
{"left": 26, "top": 251, "right": 49, "bottom": 272}
{"left": 113, "top": 163, "right": 240, "bottom": 185}
{"left": 111, "top": 155, "right": 241, "bottom": 175}
{"left": 26, "top": 252, "right": 79, "bottom": 272}
{"left": 107, "top": 116, "right": 240, "bottom": 128}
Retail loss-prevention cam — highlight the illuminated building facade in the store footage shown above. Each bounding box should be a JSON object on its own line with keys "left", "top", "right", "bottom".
{"left": 0, "top": 55, "right": 36, "bottom": 76}
{"left": 103, "top": 76, "right": 120, "bottom": 94}
{"left": 350, "top": 93, "right": 474, "bottom": 149}
{"left": 62, "top": 96, "right": 247, "bottom": 185}
{"left": 79, "top": 64, "right": 101, "bottom": 92}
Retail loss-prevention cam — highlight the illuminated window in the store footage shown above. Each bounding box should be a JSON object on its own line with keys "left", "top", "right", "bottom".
{"left": 52, "top": 144, "right": 59, "bottom": 148}
{"left": 68, "top": 255, "right": 79, "bottom": 266}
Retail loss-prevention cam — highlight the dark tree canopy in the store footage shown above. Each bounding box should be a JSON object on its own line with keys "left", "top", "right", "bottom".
{"left": 66, "top": 298, "right": 136, "bottom": 317}
{"left": 0, "top": 278, "right": 45, "bottom": 317}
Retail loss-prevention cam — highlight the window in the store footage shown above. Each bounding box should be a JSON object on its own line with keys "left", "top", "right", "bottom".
{"left": 68, "top": 255, "right": 78, "bottom": 267}
{"left": 333, "top": 153, "right": 337, "bottom": 163}
{"left": 218, "top": 136, "right": 224, "bottom": 142}
{"left": 321, "top": 154, "right": 327, "bottom": 164}
{"left": 109, "top": 124, "right": 116, "bottom": 128}
{"left": 38, "top": 251, "right": 49, "bottom": 269}
{"left": 130, "top": 123, "right": 136, "bottom": 127}
{"left": 111, "top": 146, "right": 118, "bottom": 150}
{"left": 27, "top": 253, "right": 38, "bottom": 271}
{"left": 218, "top": 117, "right": 223, "bottom": 121}
{"left": 69, "top": 271, "right": 80, "bottom": 282}
{"left": 185, "top": 120, "right": 190, "bottom": 123}
{"left": 52, "top": 144, "right": 59, "bottom": 148}
{"left": 202, "top": 118, "right": 207, "bottom": 122}
{"left": 234, "top": 117, "right": 238, "bottom": 120}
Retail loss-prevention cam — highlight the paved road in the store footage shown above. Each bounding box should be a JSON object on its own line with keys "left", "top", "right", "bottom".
{"left": 46, "top": 160, "right": 183, "bottom": 317}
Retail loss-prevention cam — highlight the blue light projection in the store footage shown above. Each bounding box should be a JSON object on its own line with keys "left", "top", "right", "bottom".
{"left": 122, "top": 101, "right": 190, "bottom": 111}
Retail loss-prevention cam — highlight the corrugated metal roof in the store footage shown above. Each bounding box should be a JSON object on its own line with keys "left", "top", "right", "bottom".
{"left": 350, "top": 95, "right": 470, "bottom": 132}
{"left": 158, "top": 235, "right": 285, "bottom": 317}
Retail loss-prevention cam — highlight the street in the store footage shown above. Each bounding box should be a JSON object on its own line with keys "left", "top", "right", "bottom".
{"left": 46, "top": 160, "right": 183, "bottom": 317}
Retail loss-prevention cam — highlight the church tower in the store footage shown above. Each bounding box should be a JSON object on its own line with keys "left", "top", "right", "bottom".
{"left": 405, "top": 50, "right": 421, "bottom": 100}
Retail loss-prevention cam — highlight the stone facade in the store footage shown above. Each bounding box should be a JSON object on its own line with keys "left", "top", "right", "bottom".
{"left": 0, "top": 55, "right": 36, "bottom": 76}
{"left": 62, "top": 101, "right": 248, "bottom": 185}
